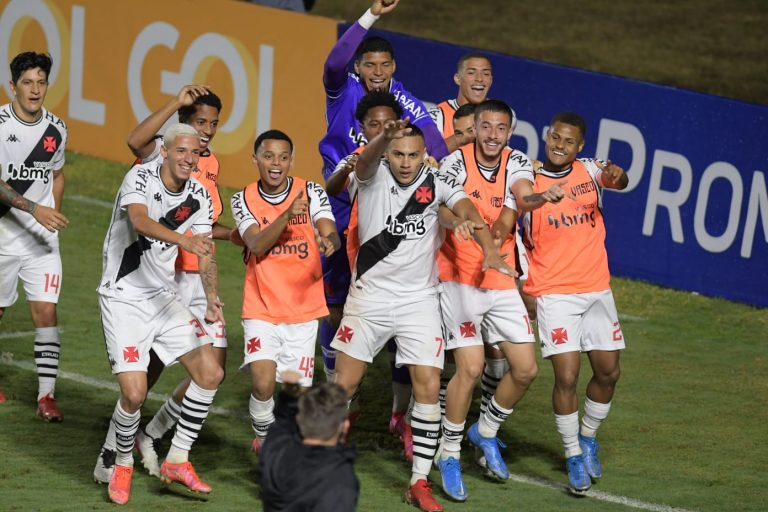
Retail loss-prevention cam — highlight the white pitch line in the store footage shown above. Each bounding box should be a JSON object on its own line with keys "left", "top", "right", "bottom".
{"left": 69, "top": 194, "right": 113, "bottom": 209}
{"left": 0, "top": 330, "right": 38, "bottom": 340}
{"left": 1, "top": 355, "right": 692, "bottom": 512}
{"left": 506, "top": 473, "right": 693, "bottom": 512}
{"left": 0, "top": 356, "right": 239, "bottom": 418}
{"left": 619, "top": 313, "right": 647, "bottom": 322}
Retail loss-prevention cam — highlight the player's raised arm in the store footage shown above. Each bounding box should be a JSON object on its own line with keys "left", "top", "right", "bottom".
{"left": 0, "top": 176, "right": 68, "bottom": 232}
{"left": 323, "top": 0, "right": 400, "bottom": 93}
{"left": 450, "top": 197, "right": 517, "bottom": 277}
{"left": 513, "top": 178, "right": 574, "bottom": 212}
{"left": 325, "top": 155, "right": 358, "bottom": 196}
{"left": 596, "top": 160, "right": 629, "bottom": 190}
{"left": 126, "top": 84, "right": 210, "bottom": 159}
{"left": 355, "top": 118, "right": 411, "bottom": 181}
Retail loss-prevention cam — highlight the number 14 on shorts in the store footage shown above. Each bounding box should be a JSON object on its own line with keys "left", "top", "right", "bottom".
{"left": 44, "top": 273, "right": 61, "bottom": 294}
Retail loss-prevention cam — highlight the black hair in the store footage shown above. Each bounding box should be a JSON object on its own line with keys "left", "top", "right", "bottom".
{"left": 254, "top": 129, "right": 293, "bottom": 154}
{"left": 474, "top": 99, "right": 516, "bottom": 128}
{"left": 453, "top": 103, "right": 476, "bottom": 122}
{"left": 404, "top": 123, "right": 423, "bottom": 139}
{"left": 178, "top": 91, "right": 223, "bottom": 123}
{"left": 354, "top": 90, "right": 403, "bottom": 123}
{"left": 354, "top": 36, "right": 394, "bottom": 62}
{"left": 10, "top": 52, "right": 52, "bottom": 84}
{"left": 550, "top": 112, "right": 587, "bottom": 139}
{"left": 457, "top": 52, "right": 491, "bottom": 72}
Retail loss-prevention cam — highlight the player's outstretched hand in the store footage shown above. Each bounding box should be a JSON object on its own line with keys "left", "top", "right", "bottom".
{"left": 452, "top": 219, "right": 484, "bottom": 241}
{"left": 177, "top": 84, "right": 211, "bottom": 106}
{"left": 204, "top": 298, "right": 225, "bottom": 325}
{"left": 32, "top": 204, "right": 69, "bottom": 232}
{"left": 481, "top": 249, "right": 518, "bottom": 278}
{"left": 180, "top": 233, "right": 213, "bottom": 257}
{"left": 383, "top": 117, "right": 411, "bottom": 140}
{"left": 595, "top": 159, "right": 626, "bottom": 185}
{"left": 285, "top": 191, "right": 308, "bottom": 221}
{"left": 371, "top": 0, "right": 400, "bottom": 16}
{"left": 314, "top": 228, "right": 337, "bottom": 257}
{"left": 541, "top": 179, "right": 575, "bottom": 203}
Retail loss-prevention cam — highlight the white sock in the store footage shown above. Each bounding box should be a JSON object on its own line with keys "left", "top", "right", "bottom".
{"left": 112, "top": 401, "right": 140, "bottom": 466}
{"left": 479, "top": 357, "right": 508, "bottom": 416}
{"left": 555, "top": 412, "right": 581, "bottom": 458}
{"left": 34, "top": 326, "right": 60, "bottom": 400}
{"left": 410, "top": 401, "right": 441, "bottom": 481}
{"left": 581, "top": 398, "right": 611, "bottom": 438}
{"left": 249, "top": 394, "right": 275, "bottom": 441}
{"left": 440, "top": 418, "right": 465, "bottom": 459}
{"left": 169, "top": 381, "right": 217, "bottom": 458}
{"left": 145, "top": 397, "right": 181, "bottom": 439}
{"left": 478, "top": 395, "right": 513, "bottom": 438}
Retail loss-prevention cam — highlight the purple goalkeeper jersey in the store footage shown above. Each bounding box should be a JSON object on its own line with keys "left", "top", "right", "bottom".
{"left": 319, "top": 20, "right": 448, "bottom": 232}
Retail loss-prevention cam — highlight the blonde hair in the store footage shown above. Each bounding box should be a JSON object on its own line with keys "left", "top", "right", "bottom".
{"left": 163, "top": 123, "right": 200, "bottom": 147}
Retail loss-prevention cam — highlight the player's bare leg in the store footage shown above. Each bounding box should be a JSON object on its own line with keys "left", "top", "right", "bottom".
{"left": 333, "top": 351, "right": 368, "bottom": 400}
{"left": 159, "top": 345, "right": 222, "bottom": 493}
{"left": 248, "top": 359, "right": 278, "bottom": 453}
{"left": 550, "top": 351, "right": 591, "bottom": 493}
{"left": 29, "top": 300, "right": 62, "bottom": 421}
{"left": 579, "top": 350, "right": 621, "bottom": 481}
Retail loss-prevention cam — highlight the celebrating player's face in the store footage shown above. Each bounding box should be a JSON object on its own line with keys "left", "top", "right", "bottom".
{"left": 386, "top": 136, "right": 425, "bottom": 185}
{"left": 455, "top": 57, "right": 492, "bottom": 105}
{"left": 254, "top": 139, "right": 292, "bottom": 193}
{"left": 187, "top": 105, "right": 219, "bottom": 151}
{"left": 453, "top": 114, "right": 475, "bottom": 141}
{"left": 545, "top": 122, "right": 584, "bottom": 170}
{"left": 10, "top": 67, "right": 48, "bottom": 121}
{"left": 361, "top": 106, "right": 399, "bottom": 141}
{"left": 475, "top": 110, "right": 512, "bottom": 164}
{"left": 355, "top": 51, "right": 395, "bottom": 92}
{"left": 164, "top": 134, "right": 201, "bottom": 185}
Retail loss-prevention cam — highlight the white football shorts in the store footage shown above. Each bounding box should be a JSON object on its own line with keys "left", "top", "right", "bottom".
{"left": 0, "top": 250, "right": 62, "bottom": 307}
{"left": 536, "top": 289, "right": 626, "bottom": 358}
{"left": 175, "top": 271, "right": 227, "bottom": 348}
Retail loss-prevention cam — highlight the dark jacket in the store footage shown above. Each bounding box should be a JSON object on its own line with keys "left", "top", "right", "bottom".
{"left": 259, "top": 391, "right": 359, "bottom": 511}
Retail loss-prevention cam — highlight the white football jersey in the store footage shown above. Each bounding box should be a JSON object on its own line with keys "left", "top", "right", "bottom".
{"left": 230, "top": 176, "right": 335, "bottom": 235}
{"left": 349, "top": 161, "right": 467, "bottom": 300}
{"left": 0, "top": 104, "right": 67, "bottom": 255}
{"left": 427, "top": 99, "right": 459, "bottom": 137}
{"left": 439, "top": 146, "right": 534, "bottom": 212}
{"left": 99, "top": 161, "right": 212, "bottom": 300}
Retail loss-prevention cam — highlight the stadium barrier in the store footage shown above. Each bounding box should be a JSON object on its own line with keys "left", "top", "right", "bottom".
{"left": 355, "top": 25, "right": 768, "bottom": 307}
{"left": 1, "top": 0, "right": 765, "bottom": 307}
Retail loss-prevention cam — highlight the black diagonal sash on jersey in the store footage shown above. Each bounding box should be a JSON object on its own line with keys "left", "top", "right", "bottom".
{"left": 115, "top": 194, "right": 201, "bottom": 283}
{"left": 0, "top": 123, "right": 63, "bottom": 218}
{"left": 355, "top": 173, "right": 436, "bottom": 280}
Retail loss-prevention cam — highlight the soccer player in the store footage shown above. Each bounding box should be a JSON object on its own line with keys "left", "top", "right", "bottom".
{"left": 97, "top": 124, "right": 224, "bottom": 504}
{"left": 325, "top": 90, "right": 415, "bottom": 460}
{"left": 434, "top": 100, "right": 566, "bottom": 501}
{"left": 319, "top": 0, "right": 449, "bottom": 394}
{"left": 331, "top": 119, "right": 513, "bottom": 512}
{"left": 429, "top": 53, "right": 492, "bottom": 152}
{"left": 259, "top": 371, "right": 358, "bottom": 511}
{"left": 520, "top": 112, "right": 628, "bottom": 494}
{"left": 230, "top": 130, "right": 339, "bottom": 453}
{"left": 122, "top": 84, "right": 232, "bottom": 477}
{"left": 0, "top": 52, "right": 68, "bottom": 421}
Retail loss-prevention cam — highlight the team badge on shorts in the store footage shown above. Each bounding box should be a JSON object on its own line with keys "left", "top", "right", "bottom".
{"left": 551, "top": 328, "right": 568, "bottom": 345}
{"left": 336, "top": 325, "right": 354, "bottom": 343}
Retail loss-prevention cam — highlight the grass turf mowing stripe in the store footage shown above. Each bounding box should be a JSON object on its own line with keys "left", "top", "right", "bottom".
{"left": 1, "top": 354, "right": 693, "bottom": 512}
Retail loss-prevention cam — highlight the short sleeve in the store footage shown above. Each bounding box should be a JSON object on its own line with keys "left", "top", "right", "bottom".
{"left": 190, "top": 188, "right": 213, "bottom": 235}
{"left": 231, "top": 191, "right": 258, "bottom": 236}
{"left": 51, "top": 126, "right": 67, "bottom": 171}
{"left": 438, "top": 151, "right": 468, "bottom": 188}
{"left": 436, "top": 171, "right": 468, "bottom": 210}
{"left": 118, "top": 167, "right": 149, "bottom": 208}
{"left": 306, "top": 181, "right": 336, "bottom": 224}
{"left": 505, "top": 151, "right": 534, "bottom": 187}
{"left": 580, "top": 158, "right": 605, "bottom": 187}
